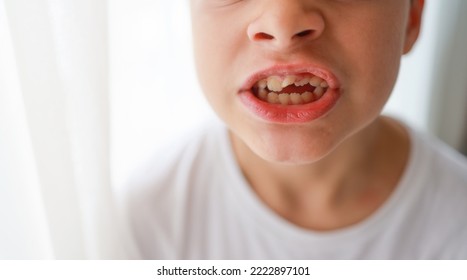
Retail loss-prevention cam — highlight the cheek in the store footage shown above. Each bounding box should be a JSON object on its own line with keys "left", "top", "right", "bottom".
{"left": 338, "top": 20, "right": 405, "bottom": 116}
{"left": 192, "top": 26, "right": 226, "bottom": 105}
{"left": 192, "top": 19, "right": 244, "bottom": 121}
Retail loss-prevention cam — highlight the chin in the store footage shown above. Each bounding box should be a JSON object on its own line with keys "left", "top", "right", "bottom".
{"left": 248, "top": 137, "right": 337, "bottom": 166}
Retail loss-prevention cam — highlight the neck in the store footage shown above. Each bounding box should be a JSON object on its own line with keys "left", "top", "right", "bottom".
{"left": 230, "top": 116, "right": 409, "bottom": 231}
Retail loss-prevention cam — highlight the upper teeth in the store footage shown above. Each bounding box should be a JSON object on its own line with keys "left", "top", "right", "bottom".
{"left": 253, "top": 74, "right": 331, "bottom": 105}
{"left": 258, "top": 74, "right": 329, "bottom": 92}
{"left": 267, "top": 76, "right": 283, "bottom": 92}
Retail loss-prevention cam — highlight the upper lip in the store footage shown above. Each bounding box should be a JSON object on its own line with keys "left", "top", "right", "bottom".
{"left": 240, "top": 63, "right": 341, "bottom": 92}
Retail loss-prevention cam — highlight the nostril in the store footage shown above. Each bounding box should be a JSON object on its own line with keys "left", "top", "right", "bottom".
{"left": 254, "top": 32, "right": 274, "bottom": 40}
{"left": 295, "top": 30, "right": 312, "bottom": 38}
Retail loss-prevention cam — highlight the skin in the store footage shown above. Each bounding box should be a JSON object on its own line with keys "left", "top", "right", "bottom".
{"left": 190, "top": 0, "right": 424, "bottom": 230}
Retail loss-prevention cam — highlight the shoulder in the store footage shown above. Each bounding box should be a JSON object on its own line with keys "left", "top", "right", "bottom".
{"left": 119, "top": 119, "right": 229, "bottom": 258}
{"left": 126, "top": 119, "right": 226, "bottom": 199}
{"left": 410, "top": 127, "right": 467, "bottom": 191}
{"left": 405, "top": 128, "right": 467, "bottom": 257}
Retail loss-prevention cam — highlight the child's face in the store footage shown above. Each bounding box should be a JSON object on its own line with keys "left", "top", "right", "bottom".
{"left": 190, "top": 0, "right": 423, "bottom": 164}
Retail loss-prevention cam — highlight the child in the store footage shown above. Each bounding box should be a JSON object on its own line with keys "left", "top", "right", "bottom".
{"left": 122, "top": 0, "right": 467, "bottom": 259}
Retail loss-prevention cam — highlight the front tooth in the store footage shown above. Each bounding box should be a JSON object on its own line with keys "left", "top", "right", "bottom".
{"left": 290, "top": 93, "right": 303, "bottom": 105}
{"left": 267, "top": 92, "right": 279, "bottom": 104}
{"left": 278, "top": 93, "right": 291, "bottom": 105}
{"left": 267, "top": 76, "right": 283, "bottom": 92}
{"left": 309, "top": 76, "right": 323, "bottom": 87}
{"left": 314, "top": 86, "right": 324, "bottom": 98}
{"left": 301, "top": 92, "right": 314, "bottom": 103}
{"left": 320, "top": 81, "right": 328, "bottom": 88}
{"left": 295, "top": 77, "right": 310, "bottom": 86}
{"left": 258, "top": 79, "right": 268, "bottom": 89}
{"left": 282, "top": 76, "right": 296, "bottom": 88}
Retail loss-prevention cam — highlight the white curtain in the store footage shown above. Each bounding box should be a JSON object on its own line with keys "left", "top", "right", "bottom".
{"left": 385, "top": 0, "right": 467, "bottom": 153}
{"left": 0, "top": 0, "right": 122, "bottom": 259}
{"left": 1, "top": 0, "right": 466, "bottom": 259}
{"left": 426, "top": 0, "right": 467, "bottom": 153}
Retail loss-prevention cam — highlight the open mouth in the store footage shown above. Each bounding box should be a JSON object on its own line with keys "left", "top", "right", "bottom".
{"left": 252, "top": 74, "right": 329, "bottom": 105}
{"left": 239, "top": 65, "right": 341, "bottom": 123}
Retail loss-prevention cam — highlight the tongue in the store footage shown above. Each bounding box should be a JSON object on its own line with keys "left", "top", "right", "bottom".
{"left": 278, "top": 84, "right": 316, "bottom": 94}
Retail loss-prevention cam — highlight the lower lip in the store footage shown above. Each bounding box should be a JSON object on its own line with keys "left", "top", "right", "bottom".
{"left": 239, "top": 89, "right": 341, "bottom": 124}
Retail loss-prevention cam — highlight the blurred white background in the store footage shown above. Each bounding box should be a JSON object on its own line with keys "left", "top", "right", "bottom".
{"left": 1, "top": 0, "right": 467, "bottom": 259}
{"left": 110, "top": 0, "right": 213, "bottom": 191}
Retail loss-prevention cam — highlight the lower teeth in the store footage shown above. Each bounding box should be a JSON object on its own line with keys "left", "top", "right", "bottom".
{"left": 256, "top": 90, "right": 325, "bottom": 105}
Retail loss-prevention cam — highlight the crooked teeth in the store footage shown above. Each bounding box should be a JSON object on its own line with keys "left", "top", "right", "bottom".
{"left": 267, "top": 76, "right": 283, "bottom": 92}
{"left": 258, "top": 74, "right": 328, "bottom": 92}
{"left": 282, "top": 76, "right": 296, "bottom": 88}
{"left": 309, "top": 76, "right": 322, "bottom": 87}
{"left": 294, "top": 77, "right": 310, "bottom": 87}
{"left": 259, "top": 91, "right": 325, "bottom": 105}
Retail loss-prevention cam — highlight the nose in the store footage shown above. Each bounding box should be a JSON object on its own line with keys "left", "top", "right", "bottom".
{"left": 247, "top": 1, "right": 325, "bottom": 51}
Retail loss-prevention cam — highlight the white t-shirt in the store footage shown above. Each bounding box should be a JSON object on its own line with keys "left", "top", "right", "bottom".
{"left": 120, "top": 119, "right": 467, "bottom": 259}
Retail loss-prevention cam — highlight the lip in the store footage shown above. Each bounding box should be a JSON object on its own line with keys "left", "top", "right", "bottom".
{"left": 239, "top": 64, "right": 342, "bottom": 124}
